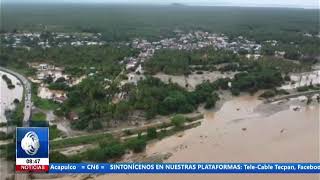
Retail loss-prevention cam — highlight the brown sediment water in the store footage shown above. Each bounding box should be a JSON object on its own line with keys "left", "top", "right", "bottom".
{"left": 145, "top": 95, "right": 319, "bottom": 163}
{"left": 58, "top": 95, "right": 320, "bottom": 180}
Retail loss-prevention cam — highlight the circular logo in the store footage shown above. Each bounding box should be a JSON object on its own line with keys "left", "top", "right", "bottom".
{"left": 21, "top": 131, "right": 40, "bottom": 156}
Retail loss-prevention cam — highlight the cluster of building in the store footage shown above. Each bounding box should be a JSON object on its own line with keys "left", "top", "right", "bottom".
{"left": 27, "top": 63, "right": 86, "bottom": 104}
{"left": 0, "top": 32, "right": 106, "bottom": 49}
{"left": 130, "top": 31, "right": 262, "bottom": 55}
{"left": 119, "top": 31, "right": 265, "bottom": 86}
{"left": 303, "top": 32, "right": 320, "bottom": 38}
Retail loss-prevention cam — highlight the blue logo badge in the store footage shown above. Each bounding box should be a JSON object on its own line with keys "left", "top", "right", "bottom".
{"left": 16, "top": 127, "right": 49, "bottom": 158}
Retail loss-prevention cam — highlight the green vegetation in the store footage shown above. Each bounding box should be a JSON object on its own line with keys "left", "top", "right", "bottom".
{"left": 259, "top": 89, "right": 290, "bottom": 98}
{"left": 31, "top": 83, "right": 59, "bottom": 110}
{"left": 205, "top": 95, "right": 220, "bottom": 109}
{"left": 34, "top": 98, "right": 59, "bottom": 110}
{"left": 144, "top": 48, "right": 309, "bottom": 76}
{"left": 84, "top": 139, "right": 126, "bottom": 162}
{"left": 145, "top": 48, "right": 238, "bottom": 75}
{"left": 2, "top": 4, "right": 318, "bottom": 43}
{"left": 49, "top": 125, "right": 63, "bottom": 140}
{"left": 145, "top": 49, "right": 189, "bottom": 75}
{"left": 171, "top": 115, "right": 186, "bottom": 129}
{"left": 240, "top": 58, "right": 308, "bottom": 73}
{"left": 125, "top": 137, "right": 147, "bottom": 153}
{"left": 5, "top": 100, "right": 24, "bottom": 127}
{"left": 60, "top": 76, "right": 219, "bottom": 130}
{"left": 297, "top": 85, "right": 320, "bottom": 92}
{"left": 0, "top": 143, "right": 15, "bottom": 160}
{"left": 231, "top": 69, "right": 283, "bottom": 94}
{"left": 31, "top": 112, "right": 46, "bottom": 121}
{"left": 297, "top": 86, "right": 310, "bottom": 92}
{"left": 147, "top": 127, "right": 158, "bottom": 139}
{"left": 262, "top": 39, "right": 320, "bottom": 63}
{"left": 0, "top": 132, "right": 13, "bottom": 140}
{"left": 50, "top": 133, "right": 113, "bottom": 149}
{"left": 49, "top": 151, "right": 81, "bottom": 163}
{"left": 0, "top": 45, "right": 137, "bottom": 78}
{"left": 2, "top": 75, "right": 15, "bottom": 89}
{"left": 48, "top": 82, "right": 70, "bottom": 91}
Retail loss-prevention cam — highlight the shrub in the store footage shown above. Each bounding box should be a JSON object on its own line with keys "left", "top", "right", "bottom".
{"left": 231, "top": 88, "right": 240, "bottom": 96}
{"left": 259, "top": 90, "right": 276, "bottom": 98}
{"left": 171, "top": 115, "right": 186, "bottom": 128}
{"left": 276, "top": 89, "right": 290, "bottom": 95}
{"left": 204, "top": 94, "right": 219, "bottom": 109}
{"left": 284, "top": 74, "right": 291, "bottom": 81}
{"left": 123, "top": 129, "right": 133, "bottom": 136}
{"left": 86, "top": 140, "right": 126, "bottom": 162}
{"left": 147, "top": 127, "right": 157, "bottom": 139}
{"left": 125, "top": 138, "right": 147, "bottom": 153}
{"left": 297, "top": 86, "right": 309, "bottom": 92}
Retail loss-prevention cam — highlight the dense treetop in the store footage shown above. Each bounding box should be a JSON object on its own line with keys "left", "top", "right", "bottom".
{"left": 2, "top": 4, "right": 319, "bottom": 41}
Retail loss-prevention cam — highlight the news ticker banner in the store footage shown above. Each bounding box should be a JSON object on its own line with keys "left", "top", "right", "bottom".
{"left": 15, "top": 127, "right": 320, "bottom": 174}
{"left": 48, "top": 163, "right": 320, "bottom": 174}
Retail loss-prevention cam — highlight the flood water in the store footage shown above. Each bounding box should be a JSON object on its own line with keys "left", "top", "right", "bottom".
{"left": 0, "top": 71, "right": 23, "bottom": 124}
{"left": 59, "top": 95, "right": 320, "bottom": 180}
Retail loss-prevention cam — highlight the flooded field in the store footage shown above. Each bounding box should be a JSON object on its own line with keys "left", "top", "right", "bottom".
{"left": 154, "top": 71, "right": 235, "bottom": 91}
{"left": 56, "top": 94, "right": 319, "bottom": 180}
{"left": 0, "top": 71, "right": 23, "bottom": 124}
{"left": 281, "top": 70, "right": 320, "bottom": 90}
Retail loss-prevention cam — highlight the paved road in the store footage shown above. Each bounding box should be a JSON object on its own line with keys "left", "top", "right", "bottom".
{"left": 0, "top": 67, "right": 32, "bottom": 127}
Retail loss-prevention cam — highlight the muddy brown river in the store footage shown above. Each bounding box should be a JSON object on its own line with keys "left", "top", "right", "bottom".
{"left": 55, "top": 95, "right": 320, "bottom": 180}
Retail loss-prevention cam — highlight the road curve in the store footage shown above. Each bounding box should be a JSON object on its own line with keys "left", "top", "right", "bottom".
{"left": 0, "top": 67, "right": 32, "bottom": 127}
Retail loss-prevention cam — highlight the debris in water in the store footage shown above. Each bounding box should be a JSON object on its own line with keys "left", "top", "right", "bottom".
{"left": 291, "top": 105, "right": 301, "bottom": 111}
{"left": 163, "top": 152, "right": 173, "bottom": 160}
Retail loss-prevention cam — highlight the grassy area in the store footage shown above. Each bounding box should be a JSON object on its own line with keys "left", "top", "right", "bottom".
{"left": 49, "top": 125, "right": 63, "bottom": 140}
{"left": 297, "top": 85, "right": 320, "bottom": 92}
{"left": 31, "top": 112, "right": 46, "bottom": 121}
{"left": 31, "top": 83, "right": 59, "bottom": 110}
{"left": 50, "top": 133, "right": 113, "bottom": 149}
{"left": 0, "top": 143, "right": 15, "bottom": 160}
{"left": 0, "top": 132, "right": 13, "bottom": 140}
{"left": 33, "top": 97, "right": 59, "bottom": 110}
